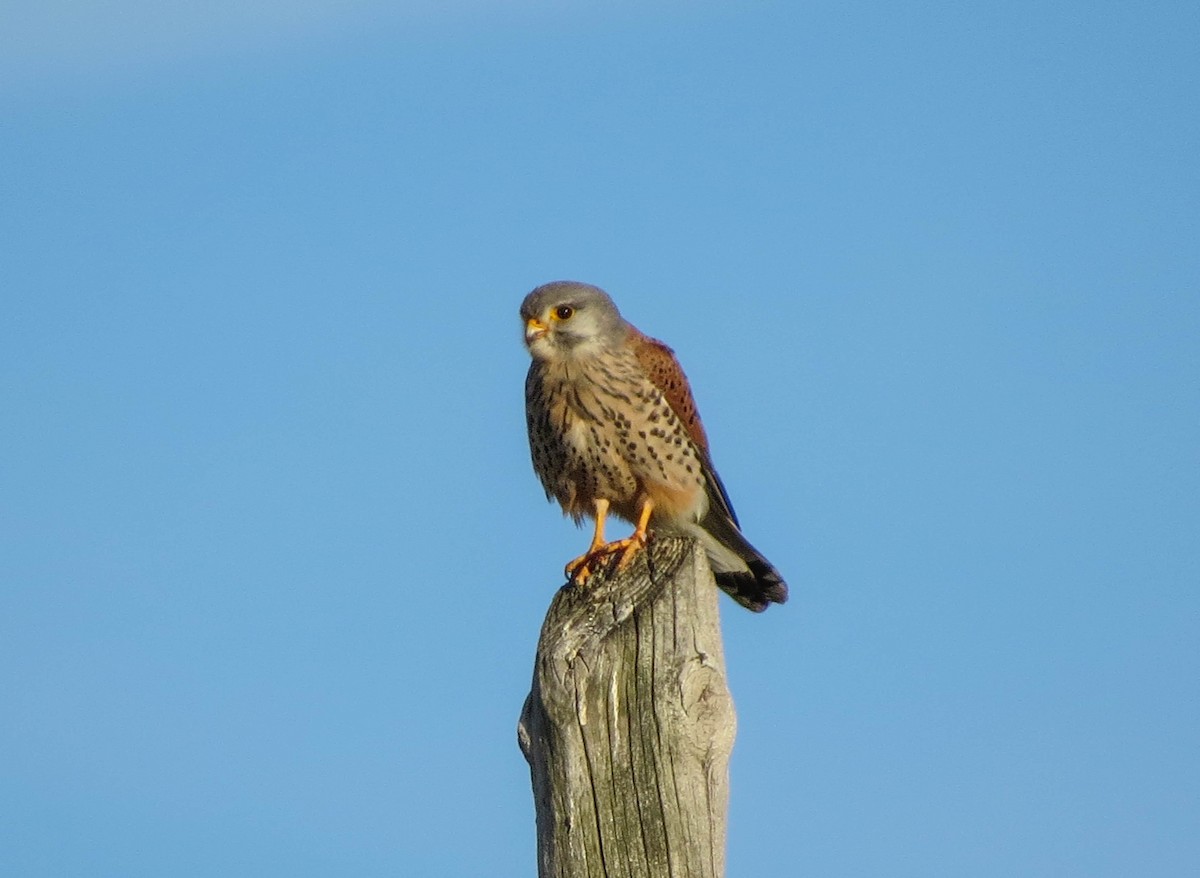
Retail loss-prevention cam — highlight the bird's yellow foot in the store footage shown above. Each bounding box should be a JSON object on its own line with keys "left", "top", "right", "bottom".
{"left": 565, "top": 532, "right": 649, "bottom": 585}
{"left": 565, "top": 547, "right": 608, "bottom": 585}
{"left": 564, "top": 553, "right": 597, "bottom": 585}
{"left": 609, "top": 532, "right": 649, "bottom": 571}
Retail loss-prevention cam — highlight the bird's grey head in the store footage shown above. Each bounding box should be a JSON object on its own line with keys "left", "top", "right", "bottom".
{"left": 520, "top": 281, "right": 626, "bottom": 362}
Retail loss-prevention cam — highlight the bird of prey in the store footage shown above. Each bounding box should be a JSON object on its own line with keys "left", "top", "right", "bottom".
{"left": 520, "top": 280, "right": 788, "bottom": 612}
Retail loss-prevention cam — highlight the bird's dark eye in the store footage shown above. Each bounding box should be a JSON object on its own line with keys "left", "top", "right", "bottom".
{"left": 555, "top": 305, "right": 574, "bottom": 320}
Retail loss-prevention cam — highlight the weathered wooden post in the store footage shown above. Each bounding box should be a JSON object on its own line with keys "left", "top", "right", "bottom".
{"left": 518, "top": 537, "right": 735, "bottom": 878}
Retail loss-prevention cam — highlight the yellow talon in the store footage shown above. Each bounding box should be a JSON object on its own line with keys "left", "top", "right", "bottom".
{"left": 565, "top": 497, "right": 654, "bottom": 584}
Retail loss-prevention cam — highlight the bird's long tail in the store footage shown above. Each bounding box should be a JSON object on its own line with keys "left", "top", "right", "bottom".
{"left": 695, "top": 507, "right": 789, "bottom": 612}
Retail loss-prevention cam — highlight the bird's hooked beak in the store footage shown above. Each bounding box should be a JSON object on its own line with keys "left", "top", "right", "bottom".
{"left": 525, "top": 317, "right": 549, "bottom": 343}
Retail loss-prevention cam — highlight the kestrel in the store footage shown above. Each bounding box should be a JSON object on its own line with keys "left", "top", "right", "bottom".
{"left": 520, "top": 280, "right": 788, "bottom": 612}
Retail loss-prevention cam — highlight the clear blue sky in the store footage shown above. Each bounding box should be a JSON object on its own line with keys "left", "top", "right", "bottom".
{"left": 3, "top": 2, "right": 1197, "bottom": 875}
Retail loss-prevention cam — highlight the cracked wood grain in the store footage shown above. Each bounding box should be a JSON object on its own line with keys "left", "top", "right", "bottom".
{"left": 519, "top": 538, "right": 734, "bottom": 878}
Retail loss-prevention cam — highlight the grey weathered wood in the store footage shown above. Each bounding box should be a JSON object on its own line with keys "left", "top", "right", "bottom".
{"left": 518, "top": 537, "right": 735, "bottom": 878}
